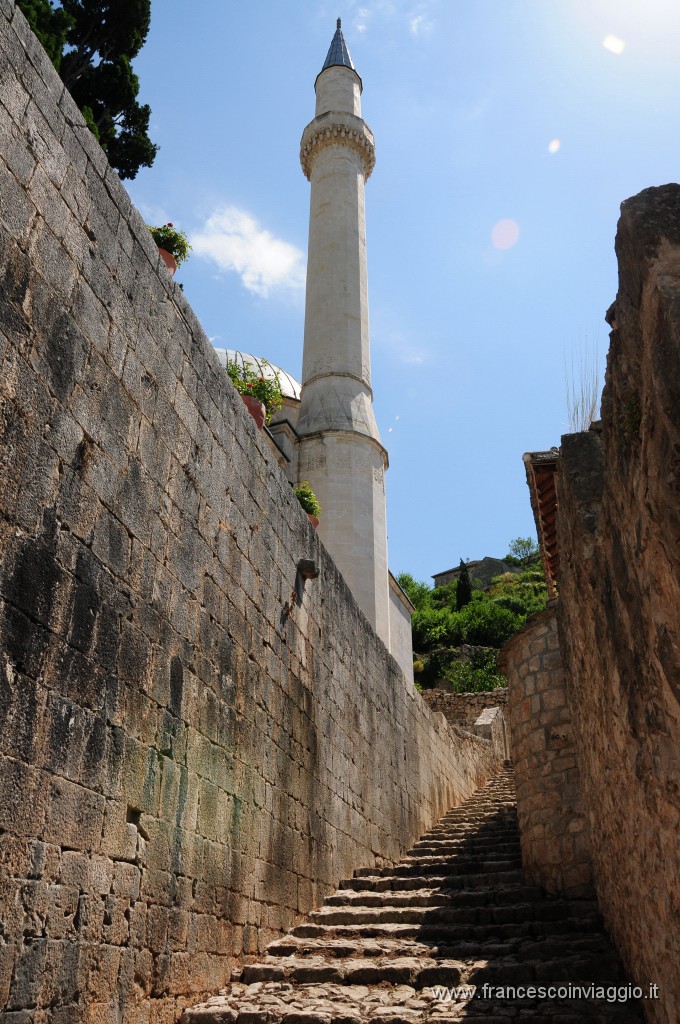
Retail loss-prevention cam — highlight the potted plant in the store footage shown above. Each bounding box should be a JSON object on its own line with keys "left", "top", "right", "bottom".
{"left": 294, "top": 481, "right": 321, "bottom": 529}
{"left": 148, "top": 222, "right": 192, "bottom": 276}
{"left": 226, "top": 358, "right": 283, "bottom": 429}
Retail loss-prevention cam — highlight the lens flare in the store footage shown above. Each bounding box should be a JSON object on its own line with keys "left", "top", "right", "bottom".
{"left": 491, "top": 219, "right": 520, "bottom": 250}
{"left": 548, "top": 139, "right": 561, "bottom": 154}
{"left": 603, "top": 35, "right": 625, "bottom": 54}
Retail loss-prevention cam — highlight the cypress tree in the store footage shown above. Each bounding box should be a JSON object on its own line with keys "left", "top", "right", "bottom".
{"left": 455, "top": 558, "right": 472, "bottom": 611}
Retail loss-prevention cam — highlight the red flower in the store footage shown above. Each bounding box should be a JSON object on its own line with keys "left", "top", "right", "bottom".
{"left": 167, "top": 222, "right": 173, "bottom": 227}
{"left": 258, "top": 377, "right": 265, "bottom": 382}
{"left": 247, "top": 383, "right": 254, "bottom": 388}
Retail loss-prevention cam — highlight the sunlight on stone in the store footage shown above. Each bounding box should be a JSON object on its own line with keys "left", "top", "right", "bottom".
{"left": 603, "top": 34, "right": 625, "bottom": 54}
{"left": 491, "top": 219, "right": 520, "bottom": 250}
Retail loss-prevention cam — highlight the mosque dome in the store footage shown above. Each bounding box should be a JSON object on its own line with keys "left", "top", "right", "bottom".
{"left": 213, "top": 348, "right": 302, "bottom": 402}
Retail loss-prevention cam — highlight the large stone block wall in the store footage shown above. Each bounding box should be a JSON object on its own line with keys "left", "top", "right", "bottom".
{"left": 0, "top": 6, "right": 501, "bottom": 1020}
{"left": 556, "top": 185, "right": 680, "bottom": 1023}
{"left": 421, "top": 688, "right": 509, "bottom": 760}
{"left": 499, "top": 610, "right": 592, "bottom": 897}
{"left": 421, "top": 687, "right": 508, "bottom": 726}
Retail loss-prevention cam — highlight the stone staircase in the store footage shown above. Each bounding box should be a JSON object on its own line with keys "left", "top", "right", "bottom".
{"left": 183, "top": 764, "right": 644, "bottom": 1022}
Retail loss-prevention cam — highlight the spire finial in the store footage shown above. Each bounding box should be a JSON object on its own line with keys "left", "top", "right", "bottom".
{"left": 320, "top": 16, "right": 356, "bottom": 74}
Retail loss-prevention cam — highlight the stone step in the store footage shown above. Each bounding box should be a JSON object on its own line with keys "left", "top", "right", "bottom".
{"left": 412, "top": 829, "right": 519, "bottom": 840}
{"left": 407, "top": 842, "right": 521, "bottom": 857}
{"left": 356, "top": 856, "right": 523, "bottom": 877}
{"left": 240, "top": 949, "right": 628, "bottom": 989}
{"left": 324, "top": 883, "right": 544, "bottom": 908}
{"left": 183, "top": 975, "right": 639, "bottom": 1024}
{"left": 308, "top": 896, "right": 594, "bottom": 927}
{"left": 181, "top": 765, "right": 644, "bottom": 1024}
{"left": 266, "top": 935, "right": 435, "bottom": 959}
{"left": 339, "top": 868, "right": 528, "bottom": 892}
{"left": 420, "top": 832, "right": 518, "bottom": 845}
{"left": 265, "top": 930, "right": 618, "bottom": 962}
{"left": 241, "top": 954, "right": 468, "bottom": 987}
{"left": 183, "top": 981, "right": 451, "bottom": 1023}
{"left": 291, "top": 912, "right": 603, "bottom": 944}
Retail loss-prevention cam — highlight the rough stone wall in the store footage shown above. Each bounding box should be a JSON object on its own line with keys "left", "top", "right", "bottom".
{"left": 0, "top": 7, "right": 501, "bottom": 1021}
{"left": 422, "top": 687, "right": 508, "bottom": 726}
{"left": 387, "top": 574, "right": 414, "bottom": 681}
{"left": 469, "top": 706, "right": 508, "bottom": 763}
{"left": 556, "top": 184, "right": 680, "bottom": 1024}
{"left": 499, "top": 609, "right": 592, "bottom": 897}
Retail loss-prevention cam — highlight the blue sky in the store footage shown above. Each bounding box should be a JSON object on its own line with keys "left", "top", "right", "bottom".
{"left": 127, "top": 0, "right": 680, "bottom": 583}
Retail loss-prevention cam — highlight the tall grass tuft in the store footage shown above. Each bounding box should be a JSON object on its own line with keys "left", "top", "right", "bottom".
{"left": 564, "top": 338, "right": 601, "bottom": 433}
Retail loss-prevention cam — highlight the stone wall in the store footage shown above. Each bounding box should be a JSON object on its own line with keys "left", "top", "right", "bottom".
{"left": 422, "top": 687, "right": 508, "bottom": 726}
{"left": 469, "top": 706, "right": 508, "bottom": 763}
{"left": 0, "top": 7, "right": 501, "bottom": 1021}
{"left": 555, "top": 184, "right": 680, "bottom": 1024}
{"left": 387, "top": 572, "right": 414, "bottom": 681}
{"left": 553, "top": 186, "right": 680, "bottom": 1024}
{"left": 422, "top": 688, "right": 508, "bottom": 762}
{"left": 499, "top": 609, "right": 592, "bottom": 897}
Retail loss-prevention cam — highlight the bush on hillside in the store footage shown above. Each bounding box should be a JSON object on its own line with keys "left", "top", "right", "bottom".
{"left": 400, "top": 553, "right": 547, "bottom": 691}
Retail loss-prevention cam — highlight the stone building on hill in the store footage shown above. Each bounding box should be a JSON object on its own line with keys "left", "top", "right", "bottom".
{"left": 433, "top": 556, "right": 522, "bottom": 590}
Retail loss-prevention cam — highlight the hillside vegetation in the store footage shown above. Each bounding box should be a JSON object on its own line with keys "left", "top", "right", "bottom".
{"left": 398, "top": 539, "right": 547, "bottom": 692}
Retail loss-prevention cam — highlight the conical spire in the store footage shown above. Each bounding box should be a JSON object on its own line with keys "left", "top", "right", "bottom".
{"left": 321, "top": 17, "right": 356, "bottom": 73}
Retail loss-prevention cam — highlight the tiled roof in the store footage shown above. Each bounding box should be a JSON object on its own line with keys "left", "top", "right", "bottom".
{"left": 321, "top": 18, "right": 356, "bottom": 73}
{"left": 523, "top": 450, "right": 559, "bottom": 599}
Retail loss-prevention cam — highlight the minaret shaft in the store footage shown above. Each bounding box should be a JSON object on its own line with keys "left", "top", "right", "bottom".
{"left": 297, "top": 30, "right": 390, "bottom": 643}
{"left": 299, "top": 144, "right": 378, "bottom": 439}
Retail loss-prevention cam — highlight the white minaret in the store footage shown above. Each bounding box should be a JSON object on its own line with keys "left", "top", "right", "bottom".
{"left": 297, "top": 19, "right": 390, "bottom": 643}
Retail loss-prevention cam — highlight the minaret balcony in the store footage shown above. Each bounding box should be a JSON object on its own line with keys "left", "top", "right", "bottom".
{"left": 300, "top": 112, "right": 376, "bottom": 181}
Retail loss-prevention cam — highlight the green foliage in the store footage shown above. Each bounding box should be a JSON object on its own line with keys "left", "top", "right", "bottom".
{"left": 456, "top": 558, "right": 472, "bottom": 610}
{"left": 17, "top": 0, "right": 157, "bottom": 179}
{"left": 148, "top": 223, "right": 192, "bottom": 266}
{"left": 226, "top": 359, "right": 283, "bottom": 424}
{"left": 487, "top": 566, "right": 547, "bottom": 618}
{"left": 416, "top": 647, "right": 504, "bottom": 692}
{"left": 443, "top": 648, "right": 505, "bottom": 693}
{"left": 405, "top": 560, "right": 548, "bottom": 691}
{"left": 16, "top": 0, "right": 71, "bottom": 67}
{"left": 396, "top": 573, "right": 433, "bottom": 612}
{"left": 456, "top": 600, "right": 523, "bottom": 647}
{"left": 294, "top": 482, "right": 321, "bottom": 518}
{"left": 507, "top": 537, "right": 539, "bottom": 564}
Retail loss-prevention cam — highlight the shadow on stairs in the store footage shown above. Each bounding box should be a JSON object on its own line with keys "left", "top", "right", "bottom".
{"left": 183, "top": 763, "right": 644, "bottom": 1023}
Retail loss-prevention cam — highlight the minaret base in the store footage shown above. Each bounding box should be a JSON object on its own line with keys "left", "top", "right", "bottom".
{"left": 298, "top": 430, "right": 389, "bottom": 645}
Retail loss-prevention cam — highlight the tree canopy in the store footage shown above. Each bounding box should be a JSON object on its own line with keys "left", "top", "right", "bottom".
{"left": 398, "top": 541, "right": 547, "bottom": 692}
{"left": 17, "top": 0, "right": 157, "bottom": 179}
{"left": 506, "top": 536, "right": 539, "bottom": 564}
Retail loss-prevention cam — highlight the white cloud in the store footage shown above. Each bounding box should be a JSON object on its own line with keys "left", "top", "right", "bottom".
{"left": 191, "top": 206, "right": 306, "bottom": 298}
{"left": 409, "top": 11, "right": 434, "bottom": 37}
{"left": 354, "top": 6, "right": 372, "bottom": 33}
{"left": 374, "top": 324, "right": 429, "bottom": 365}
